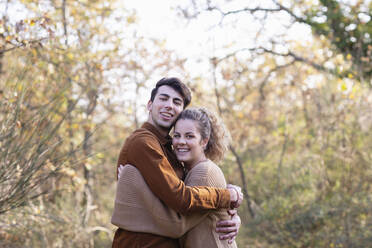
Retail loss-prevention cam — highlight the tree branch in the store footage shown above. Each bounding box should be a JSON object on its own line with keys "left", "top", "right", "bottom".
{"left": 62, "top": 0, "right": 68, "bottom": 46}
{"left": 0, "top": 38, "right": 47, "bottom": 54}
{"left": 257, "top": 47, "right": 338, "bottom": 75}
{"left": 208, "top": 5, "right": 282, "bottom": 17}
{"left": 272, "top": 0, "right": 309, "bottom": 24}
{"left": 211, "top": 58, "right": 256, "bottom": 218}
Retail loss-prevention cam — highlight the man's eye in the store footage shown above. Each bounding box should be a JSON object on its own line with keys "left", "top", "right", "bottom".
{"left": 174, "top": 101, "right": 182, "bottom": 106}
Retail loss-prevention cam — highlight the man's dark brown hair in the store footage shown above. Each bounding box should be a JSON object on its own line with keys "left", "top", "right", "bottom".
{"left": 150, "top": 77, "right": 192, "bottom": 109}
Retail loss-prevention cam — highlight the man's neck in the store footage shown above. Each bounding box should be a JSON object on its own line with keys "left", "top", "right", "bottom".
{"left": 147, "top": 120, "right": 170, "bottom": 137}
{"left": 157, "top": 126, "right": 170, "bottom": 137}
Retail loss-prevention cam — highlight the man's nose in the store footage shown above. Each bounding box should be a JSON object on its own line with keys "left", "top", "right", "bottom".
{"left": 164, "top": 99, "right": 174, "bottom": 109}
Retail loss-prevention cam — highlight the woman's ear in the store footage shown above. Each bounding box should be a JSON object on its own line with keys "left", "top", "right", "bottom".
{"left": 201, "top": 138, "right": 209, "bottom": 150}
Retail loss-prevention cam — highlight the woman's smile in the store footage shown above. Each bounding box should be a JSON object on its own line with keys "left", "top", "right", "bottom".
{"left": 173, "top": 119, "right": 207, "bottom": 170}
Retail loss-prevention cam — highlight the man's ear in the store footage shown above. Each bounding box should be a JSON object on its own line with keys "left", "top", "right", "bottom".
{"left": 147, "top": 100, "right": 152, "bottom": 111}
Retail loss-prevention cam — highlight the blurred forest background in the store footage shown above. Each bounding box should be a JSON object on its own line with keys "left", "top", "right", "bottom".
{"left": 0, "top": 0, "right": 371, "bottom": 247}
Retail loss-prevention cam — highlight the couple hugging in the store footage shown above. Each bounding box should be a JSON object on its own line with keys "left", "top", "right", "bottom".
{"left": 111, "top": 77, "right": 243, "bottom": 247}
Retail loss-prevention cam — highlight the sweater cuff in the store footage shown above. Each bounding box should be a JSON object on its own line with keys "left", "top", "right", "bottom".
{"left": 219, "top": 188, "right": 231, "bottom": 209}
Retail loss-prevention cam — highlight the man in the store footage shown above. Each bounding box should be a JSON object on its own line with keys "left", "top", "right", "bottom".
{"left": 112, "top": 77, "right": 243, "bottom": 247}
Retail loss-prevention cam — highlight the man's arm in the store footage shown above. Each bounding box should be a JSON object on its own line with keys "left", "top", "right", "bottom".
{"left": 112, "top": 164, "right": 207, "bottom": 238}
{"left": 123, "top": 134, "right": 241, "bottom": 214}
{"left": 116, "top": 163, "right": 241, "bottom": 243}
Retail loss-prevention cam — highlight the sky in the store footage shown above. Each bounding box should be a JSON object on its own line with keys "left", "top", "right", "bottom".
{"left": 123, "top": 0, "right": 226, "bottom": 78}
{"left": 124, "top": 0, "right": 213, "bottom": 56}
{"left": 122, "top": 0, "right": 313, "bottom": 74}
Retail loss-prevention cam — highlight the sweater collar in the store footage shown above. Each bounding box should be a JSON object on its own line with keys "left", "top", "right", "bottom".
{"left": 142, "top": 122, "right": 172, "bottom": 146}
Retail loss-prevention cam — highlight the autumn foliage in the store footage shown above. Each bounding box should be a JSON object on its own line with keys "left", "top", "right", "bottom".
{"left": 0, "top": 0, "right": 371, "bottom": 247}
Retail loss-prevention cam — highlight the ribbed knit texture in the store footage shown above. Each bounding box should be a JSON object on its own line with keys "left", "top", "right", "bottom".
{"left": 111, "top": 160, "right": 237, "bottom": 248}
{"left": 111, "top": 164, "right": 206, "bottom": 238}
{"left": 181, "top": 160, "right": 237, "bottom": 248}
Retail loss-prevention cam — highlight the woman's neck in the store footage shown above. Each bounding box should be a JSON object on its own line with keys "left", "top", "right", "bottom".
{"left": 185, "top": 155, "right": 208, "bottom": 171}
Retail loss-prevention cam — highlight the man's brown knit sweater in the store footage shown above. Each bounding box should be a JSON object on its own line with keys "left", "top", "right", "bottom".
{"left": 111, "top": 122, "right": 230, "bottom": 248}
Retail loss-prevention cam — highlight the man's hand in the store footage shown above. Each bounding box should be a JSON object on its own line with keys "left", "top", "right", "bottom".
{"left": 118, "top": 164, "right": 125, "bottom": 179}
{"left": 227, "top": 184, "right": 243, "bottom": 209}
{"left": 216, "top": 211, "right": 241, "bottom": 244}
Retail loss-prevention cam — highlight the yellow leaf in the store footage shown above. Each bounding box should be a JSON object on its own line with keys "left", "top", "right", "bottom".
{"left": 127, "top": 15, "right": 136, "bottom": 24}
{"left": 347, "top": 73, "right": 353, "bottom": 78}
{"left": 67, "top": 53, "right": 74, "bottom": 60}
{"left": 96, "top": 63, "right": 103, "bottom": 71}
{"left": 346, "top": 54, "right": 352, "bottom": 60}
{"left": 96, "top": 153, "right": 104, "bottom": 159}
{"left": 30, "top": 20, "right": 36, "bottom": 26}
{"left": 127, "top": 107, "right": 133, "bottom": 114}
{"left": 62, "top": 167, "right": 76, "bottom": 177}
{"left": 5, "top": 35, "right": 12, "bottom": 42}
{"left": 352, "top": 85, "right": 358, "bottom": 94}
{"left": 46, "top": 160, "right": 56, "bottom": 171}
{"left": 341, "top": 82, "right": 347, "bottom": 91}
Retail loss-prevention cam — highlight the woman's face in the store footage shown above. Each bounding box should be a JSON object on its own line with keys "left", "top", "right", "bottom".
{"left": 172, "top": 119, "right": 208, "bottom": 168}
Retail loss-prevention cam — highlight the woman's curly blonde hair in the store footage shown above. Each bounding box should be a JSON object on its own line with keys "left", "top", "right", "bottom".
{"left": 176, "top": 107, "right": 230, "bottom": 162}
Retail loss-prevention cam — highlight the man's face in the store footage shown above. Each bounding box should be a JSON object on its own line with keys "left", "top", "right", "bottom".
{"left": 147, "top": 85, "right": 184, "bottom": 133}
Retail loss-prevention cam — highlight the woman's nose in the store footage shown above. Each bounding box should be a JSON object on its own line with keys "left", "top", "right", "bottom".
{"left": 177, "top": 136, "right": 186, "bottom": 144}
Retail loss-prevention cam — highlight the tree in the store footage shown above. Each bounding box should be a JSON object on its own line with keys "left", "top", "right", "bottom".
{"left": 176, "top": 1, "right": 372, "bottom": 246}
{"left": 178, "top": 0, "right": 371, "bottom": 84}
{"left": 0, "top": 76, "right": 77, "bottom": 215}
{"left": 0, "top": 0, "right": 189, "bottom": 246}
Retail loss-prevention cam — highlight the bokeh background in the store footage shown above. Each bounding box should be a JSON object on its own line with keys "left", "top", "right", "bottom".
{"left": 0, "top": 0, "right": 371, "bottom": 247}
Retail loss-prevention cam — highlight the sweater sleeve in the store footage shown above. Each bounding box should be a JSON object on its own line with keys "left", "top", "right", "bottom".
{"left": 124, "top": 133, "right": 230, "bottom": 214}
{"left": 111, "top": 164, "right": 208, "bottom": 238}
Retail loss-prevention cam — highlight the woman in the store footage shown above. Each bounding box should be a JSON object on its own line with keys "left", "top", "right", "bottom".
{"left": 111, "top": 108, "right": 239, "bottom": 247}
